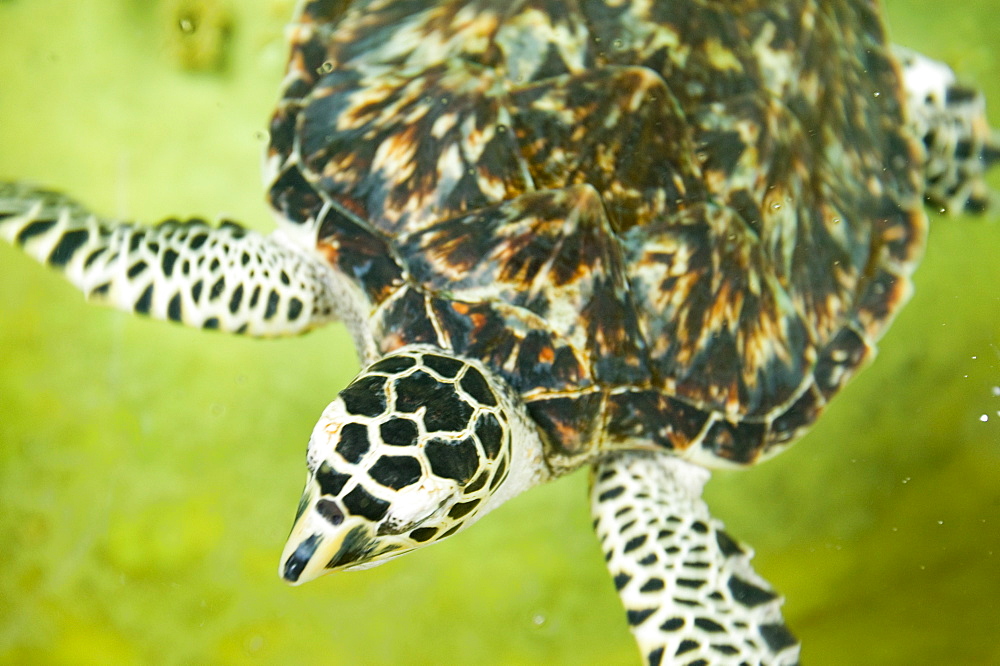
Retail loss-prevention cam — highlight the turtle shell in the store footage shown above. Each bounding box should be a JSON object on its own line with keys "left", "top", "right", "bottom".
{"left": 266, "top": 0, "right": 926, "bottom": 468}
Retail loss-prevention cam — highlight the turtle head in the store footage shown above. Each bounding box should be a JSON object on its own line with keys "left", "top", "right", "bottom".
{"left": 280, "top": 346, "right": 545, "bottom": 584}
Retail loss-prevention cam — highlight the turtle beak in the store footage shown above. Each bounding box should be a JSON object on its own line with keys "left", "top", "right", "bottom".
{"left": 278, "top": 479, "right": 378, "bottom": 585}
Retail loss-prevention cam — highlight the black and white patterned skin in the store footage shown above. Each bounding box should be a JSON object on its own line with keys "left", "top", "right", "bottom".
{"left": 1, "top": 1, "right": 997, "bottom": 663}
{"left": 591, "top": 454, "right": 799, "bottom": 665}
{"left": 280, "top": 346, "right": 542, "bottom": 584}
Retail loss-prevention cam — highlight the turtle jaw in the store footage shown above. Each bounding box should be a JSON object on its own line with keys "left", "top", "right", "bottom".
{"left": 279, "top": 482, "right": 387, "bottom": 585}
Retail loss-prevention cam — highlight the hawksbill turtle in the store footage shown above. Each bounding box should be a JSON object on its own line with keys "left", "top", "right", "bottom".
{"left": 1, "top": 0, "right": 997, "bottom": 662}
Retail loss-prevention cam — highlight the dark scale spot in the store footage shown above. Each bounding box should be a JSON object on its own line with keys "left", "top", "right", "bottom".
{"left": 192, "top": 279, "right": 204, "bottom": 302}
{"left": 326, "top": 524, "right": 375, "bottom": 569}
{"left": 127, "top": 261, "right": 148, "bottom": 279}
{"left": 613, "top": 573, "right": 631, "bottom": 591}
{"left": 728, "top": 575, "right": 778, "bottom": 607}
{"left": 229, "top": 285, "right": 244, "bottom": 314}
{"left": 426, "top": 436, "right": 479, "bottom": 483}
{"left": 447, "top": 499, "right": 479, "bottom": 519}
{"left": 656, "top": 529, "right": 674, "bottom": 540}
{"left": 661, "top": 617, "right": 684, "bottom": 631}
{"left": 370, "top": 455, "right": 421, "bottom": 490}
{"left": 189, "top": 233, "right": 208, "bottom": 250}
{"left": 688, "top": 659, "right": 709, "bottom": 666}
{"left": 340, "top": 375, "right": 388, "bottom": 417}
{"left": 623, "top": 535, "right": 647, "bottom": 553}
{"left": 422, "top": 353, "right": 465, "bottom": 378}
{"left": 715, "top": 530, "right": 744, "bottom": 557}
{"left": 440, "top": 524, "right": 462, "bottom": 538}
{"left": 955, "top": 139, "right": 973, "bottom": 160}
{"left": 280, "top": 270, "right": 291, "bottom": 285}
{"left": 459, "top": 366, "right": 497, "bottom": 406}
{"left": 694, "top": 618, "right": 725, "bottom": 633}
{"left": 316, "top": 462, "right": 349, "bottom": 496}
{"left": 466, "top": 470, "right": 489, "bottom": 493}
{"left": 369, "top": 355, "right": 416, "bottom": 374}
{"left": 250, "top": 285, "right": 261, "bottom": 307}
{"left": 209, "top": 258, "right": 221, "bottom": 272}
{"left": 210, "top": 277, "right": 226, "bottom": 300}
{"left": 710, "top": 644, "right": 738, "bottom": 656}
{"left": 677, "top": 578, "right": 706, "bottom": 589}
{"left": 598, "top": 485, "right": 626, "bottom": 502}
{"left": 691, "top": 520, "right": 708, "bottom": 534}
{"left": 335, "top": 422, "right": 369, "bottom": 463}
{"left": 128, "top": 231, "right": 144, "bottom": 253}
{"left": 342, "top": 485, "right": 389, "bottom": 521}
{"left": 91, "top": 282, "right": 111, "bottom": 298}
{"left": 289, "top": 297, "right": 304, "bottom": 320}
{"left": 380, "top": 418, "right": 417, "bottom": 446}
{"left": 47, "top": 229, "right": 89, "bottom": 267}
{"left": 203, "top": 317, "right": 220, "bottom": 330}
{"left": 162, "top": 248, "right": 178, "bottom": 276}
{"left": 135, "top": 285, "right": 153, "bottom": 315}
{"left": 265, "top": 290, "right": 280, "bottom": 319}
{"left": 759, "top": 623, "right": 798, "bottom": 652}
{"left": 639, "top": 578, "right": 664, "bottom": 593}
{"left": 647, "top": 647, "right": 664, "bottom": 666}
{"left": 627, "top": 608, "right": 655, "bottom": 626}
{"left": 316, "top": 498, "right": 344, "bottom": 526}
{"left": 84, "top": 247, "right": 107, "bottom": 268}
{"left": 489, "top": 456, "right": 508, "bottom": 490}
{"left": 395, "top": 371, "right": 473, "bottom": 432}
{"left": 474, "top": 412, "right": 503, "bottom": 459}
{"left": 167, "top": 293, "right": 183, "bottom": 321}
{"left": 410, "top": 527, "right": 437, "bottom": 542}
{"left": 16, "top": 219, "right": 56, "bottom": 245}
{"left": 675, "top": 640, "right": 699, "bottom": 655}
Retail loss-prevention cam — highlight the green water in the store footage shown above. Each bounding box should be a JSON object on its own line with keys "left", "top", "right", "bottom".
{"left": 0, "top": 1, "right": 997, "bottom": 663}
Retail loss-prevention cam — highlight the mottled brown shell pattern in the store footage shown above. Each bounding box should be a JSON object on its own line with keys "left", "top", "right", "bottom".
{"left": 266, "top": 0, "right": 926, "bottom": 468}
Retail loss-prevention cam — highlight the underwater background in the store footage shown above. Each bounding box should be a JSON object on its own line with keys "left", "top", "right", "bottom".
{"left": 0, "top": 0, "right": 997, "bottom": 663}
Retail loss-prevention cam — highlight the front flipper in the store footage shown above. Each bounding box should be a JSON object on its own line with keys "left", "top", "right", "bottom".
{"left": 0, "top": 183, "right": 337, "bottom": 336}
{"left": 894, "top": 46, "right": 1000, "bottom": 214}
{"left": 591, "top": 452, "right": 799, "bottom": 665}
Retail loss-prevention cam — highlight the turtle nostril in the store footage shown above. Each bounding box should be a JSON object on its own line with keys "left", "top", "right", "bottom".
{"left": 316, "top": 498, "right": 344, "bottom": 526}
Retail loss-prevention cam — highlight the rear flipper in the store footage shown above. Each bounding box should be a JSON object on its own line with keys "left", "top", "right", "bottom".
{"left": 0, "top": 183, "right": 337, "bottom": 336}
{"left": 591, "top": 453, "right": 800, "bottom": 666}
{"left": 895, "top": 46, "right": 1000, "bottom": 214}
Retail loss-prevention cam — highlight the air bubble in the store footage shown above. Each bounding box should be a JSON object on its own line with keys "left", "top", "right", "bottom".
{"left": 317, "top": 60, "right": 334, "bottom": 75}
{"left": 980, "top": 414, "right": 990, "bottom": 423}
